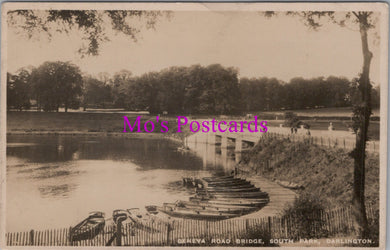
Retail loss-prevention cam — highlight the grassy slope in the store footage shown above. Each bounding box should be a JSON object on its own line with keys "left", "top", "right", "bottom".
{"left": 240, "top": 135, "right": 379, "bottom": 208}
{"left": 7, "top": 111, "right": 193, "bottom": 141}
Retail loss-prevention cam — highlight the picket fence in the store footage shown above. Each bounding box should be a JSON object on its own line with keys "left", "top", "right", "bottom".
{"left": 6, "top": 204, "right": 377, "bottom": 246}
{"left": 264, "top": 132, "right": 378, "bottom": 153}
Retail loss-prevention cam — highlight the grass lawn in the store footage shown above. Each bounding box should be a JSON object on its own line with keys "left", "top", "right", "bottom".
{"left": 7, "top": 111, "right": 380, "bottom": 140}
{"left": 260, "top": 107, "right": 380, "bottom": 117}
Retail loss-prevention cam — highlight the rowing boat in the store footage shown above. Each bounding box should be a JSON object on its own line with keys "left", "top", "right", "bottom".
{"left": 204, "top": 178, "right": 247, "bottom": 184}
{"left": 189, "top": 197, "right": 269, "bottom": 207}
{"left": 70, "top": 212, "right": 105, "bottom": 241}
{"left": 203, "top": 187, "right": 260, "bottom": 193}
{"left": 164, "top": 203, "right": 254, "bottom": 216}
{"left": 205, "top": 183, "right": 255, "bottom": 189}
{"left": 202, "top": 176, "right": 234, "bottom": 182}
{"left": 174, "top": 200, "right": 259, "bottom": 212}
{"left": 198, "top": 191, "right": 269, "bottom": 199}
{"left": 158, "top": 205, "right": 239, "bottom": 220}
{"left": 206, "top": 181, "right": 251, "bottom": 187}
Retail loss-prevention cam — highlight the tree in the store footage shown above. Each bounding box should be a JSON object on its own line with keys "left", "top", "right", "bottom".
{"left": 30, "top": 61, "right": 83, "bottom": 112}
{"left": 284, "top": 112, "right": 300, "bottom": 128}
{"left": 265, "top": 11, "right": 378, "bottom": 237}
{"left": 8, "top": 10, "right": 170, "bottom": 56}
{"left": 7, "top": 69, "right": 31, "bottom": 111}
{"left": 83, "top": 75, "right": 112, "bottom": 109}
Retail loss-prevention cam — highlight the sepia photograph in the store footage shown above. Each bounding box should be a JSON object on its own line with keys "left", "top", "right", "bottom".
{"left": 0, "top": 2, "right": 388, "bottom": 249}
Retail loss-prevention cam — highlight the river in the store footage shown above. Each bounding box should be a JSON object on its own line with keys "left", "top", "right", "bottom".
{"left": 6, "top": 134, "right": 236, "bottom": 232}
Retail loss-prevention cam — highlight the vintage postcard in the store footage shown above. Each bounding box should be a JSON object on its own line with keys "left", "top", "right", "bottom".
{"left": 0, "top": 2, "right": 388, "bottom": 249}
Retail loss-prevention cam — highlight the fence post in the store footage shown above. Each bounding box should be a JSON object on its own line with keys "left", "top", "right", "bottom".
{"left": 116, "top": 216, "right": 126, "bottom": 246}
{"left": 268, "top": 217, "right": 272, "bottom": 238}
{"left": 116, "top": 223, "right": 121, "bottom": 246}
{"left": 166, "top": 222, "right": 171, "bottom": 246}
{"left": 29, "top": 230, "right": 34, "bottom": 246}
{"left": 68, "top": 227, "right": 73, "bottom": 246}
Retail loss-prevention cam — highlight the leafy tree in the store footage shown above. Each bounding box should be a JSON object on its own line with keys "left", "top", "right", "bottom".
{"left": 8, "top": 10, "right": 170, "bottom": 56}
{"left": 284, "top": 112, "right": 301, "bottom": 128}
{"left": 265, "top": 11, "right": 379, "bottom": 237}
{"left": 83, "top": 75, "right": 112, "bottom": 109}
{"left": 30, "top": 61, "right": 83, "bottom": 112}
{"left": 7, "top": 70, "right": 31, "bottom": 111}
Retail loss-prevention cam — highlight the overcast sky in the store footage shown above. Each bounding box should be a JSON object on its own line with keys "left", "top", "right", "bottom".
{"left": 7, "top": 11, "right": 382, "bottom": 83}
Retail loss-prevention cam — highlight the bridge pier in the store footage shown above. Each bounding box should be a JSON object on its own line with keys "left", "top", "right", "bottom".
{"left": 235, "top": 136, "right": 243, "bottom": 152}
{"left": 221, "top": 136, "right": 228, "bottom": 149}
{"left": 235, "top": 152, "right": 242, "bottom": 163}
{"left": 207, "top": 133, "right": 216, "bottom": 144}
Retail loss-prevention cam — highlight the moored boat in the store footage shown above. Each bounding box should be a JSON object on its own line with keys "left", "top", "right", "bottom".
{"left": 70, "top": 212, "right": 105, "bottom": 241}
{"left": 202, "top": 176, "right": 234, "bottom": 182}
{"left": 204, "top": 187, "right": 260, "bottom": 193}
{"left": 206, "top": 181, "right": 250, "bottom": 187}
{"left": 205, "top": 183, "right": 255, "bottom": 189}
{"left": 189, "top": 197, "right": 269, "bottom": 207}
{"left": 204, "top": 178, "right": 247, "bottom": 184}
{"left": 197, "top": 191, "right": 269, "bottom": 199}
{"left": 145, "top": 205, "right": 159, "bottom": 215}
{"left": 113, "top": 209, "right": 129, "bottom": 224}
{"left": 173, "top": 200, "right": 259, "bottom": 213}
{"left": 158, "top": 205, "right": 239, "bottom": 220}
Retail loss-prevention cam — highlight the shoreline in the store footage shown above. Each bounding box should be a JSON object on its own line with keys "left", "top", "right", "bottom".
{"left": 6, "top": 130, "right": 193, "bottom": 146}
{"left": 7, "top": 131, "right": 166, "bottom": 137}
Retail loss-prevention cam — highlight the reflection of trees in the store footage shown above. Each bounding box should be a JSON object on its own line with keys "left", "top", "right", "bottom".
{"left": 7, "top": 136, "right": 80, "bottom": 162}
{"left": 7, "top": 135, "right": 208, "bottom": 171}
{"left": 38, "top": 184, "right": 77, "bottom": 198}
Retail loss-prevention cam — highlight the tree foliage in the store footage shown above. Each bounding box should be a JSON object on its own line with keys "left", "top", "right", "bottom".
{"left": 30, "top": 61, "right": 83, "bottom": 112}
{"left": 264, "top": 10, "right": 379, "bottom": 238}
{"left": 8, "top": 10, "right": 171, "bottom": 56}
{"left": 7, "top": 70, "right": 31, "bottom": 111}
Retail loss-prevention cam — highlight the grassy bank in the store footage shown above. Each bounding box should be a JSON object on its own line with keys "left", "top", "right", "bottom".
{"left": 7, "top": 111, "right": 194, "bottom": 139}
{"left": 239, "top": 135, "right": 379, "bottom": 208}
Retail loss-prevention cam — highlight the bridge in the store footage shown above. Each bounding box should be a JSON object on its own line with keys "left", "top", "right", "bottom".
{"left": 186, "top": 120, "right": 379, "bottom": 159}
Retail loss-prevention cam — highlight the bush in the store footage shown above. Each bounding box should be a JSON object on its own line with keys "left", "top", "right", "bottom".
{"left": 281, "top": 193, "right": 328, "bottom": 239}
{"left": 284, "top": 112, "right": 300, "bottom": 128}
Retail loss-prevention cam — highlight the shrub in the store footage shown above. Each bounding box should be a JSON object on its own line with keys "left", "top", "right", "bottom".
{"left": 281, "top": 193, "right": 328, "bottom": 239}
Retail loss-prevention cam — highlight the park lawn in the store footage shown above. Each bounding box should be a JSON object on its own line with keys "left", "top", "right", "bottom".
{"left": 266, "top": 119, "right": 379, "bottom": 140}
{"left": 260, "top": 107, "right": 380, "bottom": 117}
{"left": 7, "top": 111, "right": 380, "bottom": 140}
{"left": 7, "top": 111, "right": 164, "bottom": 133}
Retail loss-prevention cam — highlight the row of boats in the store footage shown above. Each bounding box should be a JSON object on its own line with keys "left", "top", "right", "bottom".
{"left": 157, "top": 175, "right": 269, "bottom": 220}
{"left": 70, "top": 208, "right": 161, "bottom": 242}
{"left": 69, "top": 176, "right": 270, "bottom": 241}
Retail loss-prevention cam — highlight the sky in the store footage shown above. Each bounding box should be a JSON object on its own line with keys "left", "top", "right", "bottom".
{"left": 7, "top": 11, "right": 382, "bottom": 84}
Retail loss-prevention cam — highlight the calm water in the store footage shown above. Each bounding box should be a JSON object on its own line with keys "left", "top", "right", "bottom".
{"left": 6, "top": 134, "right": 232, "bottom": 232}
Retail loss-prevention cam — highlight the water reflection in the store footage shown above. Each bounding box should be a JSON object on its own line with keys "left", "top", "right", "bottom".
{"left": 186, "top": 133, "right": 239, "bottom": 175}
{"left": 6, "top": 134, "right": 228, "bottom": 232}
{"left": 7, "top": 135, "right": 212, "bottom": 171}
{"left": 38, "top": 184, "right": 77, "bottom": 198}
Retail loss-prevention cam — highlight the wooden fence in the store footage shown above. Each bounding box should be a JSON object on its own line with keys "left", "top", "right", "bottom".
{"left": 264, "top": 132, "right": 378, "bottom": 153}
{"left": 6, "top": 204, "right": 378, "bottom": 246}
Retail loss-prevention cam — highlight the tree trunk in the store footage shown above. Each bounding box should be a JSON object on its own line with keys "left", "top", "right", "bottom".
{"left": 351, "top": 13, "right": 372, "bottom": 238}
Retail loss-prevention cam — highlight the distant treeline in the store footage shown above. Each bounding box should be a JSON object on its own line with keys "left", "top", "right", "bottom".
{"left": 7, "top": 61, "right": 380, "bottom": 114}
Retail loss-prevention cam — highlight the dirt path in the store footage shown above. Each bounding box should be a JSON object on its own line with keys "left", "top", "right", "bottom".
{"left": 237, "top": 174, "right": 297, "bottom": 219}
